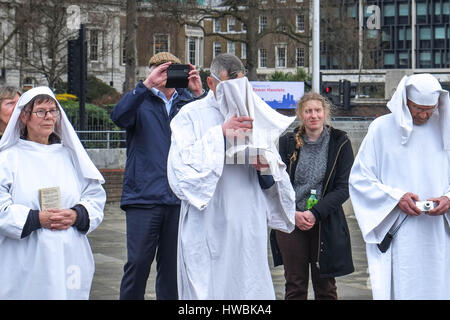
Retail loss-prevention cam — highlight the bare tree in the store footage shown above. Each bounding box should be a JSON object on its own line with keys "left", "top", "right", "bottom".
{"left": 0, "top": 1, "right": 21, "bottom": 54}
{"left": 152, "top": 0, "right": 310, "bottom": 80}
{"left": 9, "top": 0, "right": 117, "bottom": 89}
{"left": 320, "top": 1, "right": 360, "bottom": 70}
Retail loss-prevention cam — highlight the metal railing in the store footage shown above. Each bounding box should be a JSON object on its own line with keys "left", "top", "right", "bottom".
{"left": 76, "top": 130, "right": 126, "bottom": 149}
{"left": 74, "top": 117, "right": 376, "bottom": 149}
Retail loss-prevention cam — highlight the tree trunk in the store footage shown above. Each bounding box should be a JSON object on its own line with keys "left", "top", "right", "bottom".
{"left": 245, "top": 1, "right": 259, "bottom": 80}
{"left": 124, "top": 0, "right": 137, "bottom": 92}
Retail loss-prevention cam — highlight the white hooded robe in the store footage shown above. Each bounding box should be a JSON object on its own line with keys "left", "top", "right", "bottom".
{"left": 349, "top": 74, "right": 450, "bottom": 299}
{"left": 0, "top": 87, "right": 106, "bottom": 300}
{"left": 167, "top": 82, "right": 295, "bottom": 300}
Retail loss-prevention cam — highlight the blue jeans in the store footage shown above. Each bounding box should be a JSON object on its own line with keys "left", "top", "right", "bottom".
{"left": 119, "top": 205, "right": 180, "bottom": 300}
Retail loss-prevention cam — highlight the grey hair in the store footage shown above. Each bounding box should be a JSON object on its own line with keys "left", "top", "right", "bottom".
{"left": 210, "top": 53, "right": 246, "bottom": 80}
{"left": 0, "top": 85, "right": 22, "bottom": 108}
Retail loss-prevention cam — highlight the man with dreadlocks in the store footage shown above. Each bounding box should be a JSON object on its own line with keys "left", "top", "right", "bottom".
{"left": 271, "top": 92, "right": 355, "bottom": 300}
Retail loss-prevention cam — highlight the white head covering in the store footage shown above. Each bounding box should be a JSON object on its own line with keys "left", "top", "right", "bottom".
{"left": 0, "top": 86, "right": 104, "bottom": 183}
{"left": 216, "top": 77, "right": 295, "bottom": 180}
{"left": 386, "top": 73, "right": 450, "bottom": 150}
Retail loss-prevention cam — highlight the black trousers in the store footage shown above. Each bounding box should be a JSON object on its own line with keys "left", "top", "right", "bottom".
{"left": 119, "top": 205, "right": 180, "bottom": 300}
{"left": 275, "top": 224, "right": 337, "bottom": 300}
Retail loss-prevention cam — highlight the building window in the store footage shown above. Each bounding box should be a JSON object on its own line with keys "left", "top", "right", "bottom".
{"left": 241, "top": 42, "right": 247, "bottom": 59}
{"left": 276, "top": 17, "right": 286, "bottom": 32}
{"left": 416, "top": 2, "right": 428, "bottom": 24}
{"left": 276, "top": 45, "right": 287, "bottom": 68}
{"left": 259, "top": 48, "right": 267, "bottom": 68}
{"left": 398, "top": 51, "right": 409, "bottom": 68}
{"left": 382, "top": 28, "right": 390, "bottom": 43}
{"left": 444, "top": 2, "right": 450, "bottom": 15}
{"left": 188, "top": 38, "right": 196, "bottom": 65}
{"left": 347, "top": 4, "right": 357, "bottom": 18}
{"left": 214, "top": 18, "right": 221, "bottom": 32}
{"left": 434, "top": 26, "right": 446, "bottom": 48}
{"left": 384, "top": 52, "right": 395, "bottom": 68}
{"left": 398, "top": 3, "right": 409, "bottom": 24}
{"left": 419, "top": 51, "right": 432, "bottom": 68}
{"left": 89, "top": 30, "right": 99, "bottom": 61}
{"left": 121, "top": 31, "right": 127, "bottom": 65}
{"left": 383, "top": 4, "right": 395, "bottom": 25}
{"left": 419, "top": 26, "right": 431, "bottom": 48}
{"left": 320, "top": 54, "right": 327, "bottom": 69}
{"left": 259, "top": 16, "right": 267, "bottom": 33}
{"left": 296, "top": 14, "right": 305, "bottom": 32}
{"left": 296, "top": 48, "right": 305, "bottom": 67}
{"left": 154, "top": 34, "right": 169, "bottom": 54}
{"left": 435, "top": 51, "right": 442, "bottom": 67}
{"left": 227, "top": 41, "right": 235, "bottom": 55}
{"left": 227, "top": 17, "right": 236, "bottom": 32}
{"left": 19, "top": 31, "right": 29, "bottom": 59}
{"left": 213, "top": 42, "right": 222, "bottom": 57}
{"left": 397, "top": 27, "right": 411, "bottom": 49}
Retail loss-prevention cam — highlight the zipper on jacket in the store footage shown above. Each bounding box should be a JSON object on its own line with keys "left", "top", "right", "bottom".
{"left": 316, "top": 138, "right": 349, "bottom": 271}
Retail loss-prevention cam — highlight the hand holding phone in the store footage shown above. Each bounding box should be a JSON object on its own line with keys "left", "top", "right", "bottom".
{"left": 165, "top": 64, "right": 190, "bottom": 88}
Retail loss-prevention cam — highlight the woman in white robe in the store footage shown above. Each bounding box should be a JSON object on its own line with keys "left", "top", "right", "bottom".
{"left": 349, "top": 74, "right": 450, "bottom": 299}
{"left": 0, "top": 86, "right": 106, "bottom": 300}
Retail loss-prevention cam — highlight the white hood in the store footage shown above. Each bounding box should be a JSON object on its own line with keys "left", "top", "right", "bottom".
{"left": 216, "top": 77, "right": 295, "bottom": 180}
{"left": 386, "top": 73, "right": 450, "bottom": 150}
{"left": 0, "top": 86, "right": 104, "bottom": 183}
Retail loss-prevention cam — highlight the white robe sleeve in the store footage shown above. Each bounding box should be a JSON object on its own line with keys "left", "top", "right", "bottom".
{"left": 444, "top": 187, "right": 450, "bottom": 227}
{"left": 349, "top": 123, "right": 407, "bottom": 244}
{"left": 264, "top": 170, "right": 295, "bottom": 233}
{"left": 167, "top": 110, "right": 225, "bottom": 211}
{"left": 0, "top": 154, "right": 29, "bottom": 240}
{"left": 77, "top": 178, "right": 106, "bottom": 234}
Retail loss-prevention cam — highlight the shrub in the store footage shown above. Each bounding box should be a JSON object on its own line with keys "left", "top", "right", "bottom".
{"left": 86, "top": 75, "right": 120, "bottom": 104}
{"left": 268, "top": 68, "right": 311, "bottom": 82}
{"left": 59, "top": 100, "right": 118, "bottom": 131}
{"left": 55, "top": 93, "right": 78, "bottom": 102}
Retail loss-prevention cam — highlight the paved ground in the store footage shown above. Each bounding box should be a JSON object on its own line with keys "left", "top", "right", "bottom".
{"left": 88, "top": 202, "right": 372, "bottom": 300}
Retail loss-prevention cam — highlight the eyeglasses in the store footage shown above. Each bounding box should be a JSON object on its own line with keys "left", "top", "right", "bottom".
{"left": 30, "top": 109, "right": 60, "bottom": 118}
{"left": 210, "top": 69, "right": 248, "bottom": 82}
{"left": 409, "top": 104, "right": 437, "bottom": 114}
{"left": 210, "top": 72, "right": 222, "bottom": 82}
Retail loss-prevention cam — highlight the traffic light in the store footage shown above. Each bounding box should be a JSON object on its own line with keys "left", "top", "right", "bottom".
{"left": 342, "top": 80, "right": 351, "bottom": 109}
{"left": 321, "top": 81, "right": 333, "bottom": 98}
{"left": 340, "top": 80, "right": 356, "bottom": 109}
{"left": 67, "top": 26, "right": 87, "bottom": 97}
{"left": 67, "top": 25, "right": 88, "bottom": 132}
{"left": 67, "top": 38, "right": 81, "bottom": 96}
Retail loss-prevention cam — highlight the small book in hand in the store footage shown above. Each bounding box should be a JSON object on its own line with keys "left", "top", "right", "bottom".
{"left": 39, "top": 187, "right": 61, "bottom": 211}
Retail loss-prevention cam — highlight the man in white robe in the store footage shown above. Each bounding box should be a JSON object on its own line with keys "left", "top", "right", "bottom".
{"left": 349, "top": 73, "right": 450, "bottom": 299}
{"left": 167, "top": 53, "right": 295, "bottom": 299}
{"left": 0, "top": 87, "right": 105, "bottom": 299}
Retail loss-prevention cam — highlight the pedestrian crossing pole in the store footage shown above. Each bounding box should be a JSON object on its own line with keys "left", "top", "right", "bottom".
{"left": 312, "top": 0, "right": 320, "bottom": 93}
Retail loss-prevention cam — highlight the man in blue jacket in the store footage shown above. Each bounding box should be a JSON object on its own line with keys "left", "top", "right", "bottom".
{"left": 111, "top": 52, "right": 205, "bottom": 300}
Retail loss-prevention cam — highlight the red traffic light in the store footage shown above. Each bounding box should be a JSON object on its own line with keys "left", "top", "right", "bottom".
{"left": 325, "top": 87, "right": 332, "bottom": 94}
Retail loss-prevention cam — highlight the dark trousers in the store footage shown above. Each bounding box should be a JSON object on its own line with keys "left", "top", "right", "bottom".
{"left": 119, "top": 205, "right": 180, "bottom": 300}
{"left": 275, "top": 224, "right": 337, "bottom": 300}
